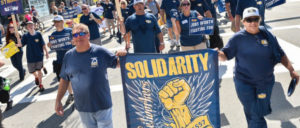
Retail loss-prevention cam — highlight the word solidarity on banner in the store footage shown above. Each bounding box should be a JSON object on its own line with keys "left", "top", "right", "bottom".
{"left": 266, "top": 0, "right": 286, "bottom": 9}
{"left": 49, "top": 35, "right": 72, "bottom": 50}
{"left": 189, "top": 18, "right": 214, "bottom": 35}
{"left": 62, "top": 9, "right": 77, "bottom": 19}
{"left": 120, "top": 49, "right": 220, "bottom": 128}
{"left": 1, "top": 41, "right": 19, "bottom": 58}
{"left": 0, "top": 0, "right": 23, "bottom": 16}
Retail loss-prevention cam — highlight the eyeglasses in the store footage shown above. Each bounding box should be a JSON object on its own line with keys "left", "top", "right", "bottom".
{"left": 181, "top": 3, "right": 190, "bottom": 6}
{"left": 245, "top": 17, "right": 260, "bottom": 23}
{"left": 72, "top": 32, "right": 87, "bottom": 38}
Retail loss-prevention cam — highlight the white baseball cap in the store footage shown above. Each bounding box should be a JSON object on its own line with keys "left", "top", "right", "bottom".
{"left": 53, "top": 15, "right": 64, "bottom": 21}
{"left": 134, "top": 0, "right": 144, "bottom": 5}
{"left": 243, "top": 7, "right": 260, "bottom": 19}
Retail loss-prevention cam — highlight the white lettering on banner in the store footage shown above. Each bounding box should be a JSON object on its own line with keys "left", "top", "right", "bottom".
{"left": 190, "top": 27, "right": 205, "bottom": 33}
{"left": 266, "top": 0, "right": 280, "bottom": 7}
{"left": 4, "top": 6, "right": 19, "bottom": 12}
{"left": 191, "top": 22, "right": 199, "bottom": 27}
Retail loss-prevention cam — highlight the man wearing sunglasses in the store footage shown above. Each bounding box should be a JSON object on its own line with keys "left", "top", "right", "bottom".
{"left": 55, "top": 23, "right": 127, "bottom": 128}
{"left": 235, "top": 0, "right": 265, "bottom": 32}
{"left": 47, "top": 15, "right": 74, "bottom": 105}
{"left": 218, "top": 7, "right": 299, "bottom": 128}
{"left": 123, "top": 0, "right": 164, "bottom": 53}
{"left": 80, "top": 4, "right": 103, "bottom": 45}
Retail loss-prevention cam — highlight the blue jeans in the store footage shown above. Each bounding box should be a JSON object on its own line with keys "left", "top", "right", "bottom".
{"left": 78, "top": 107, "right": 113, "bottom": 128}
{"left": 234, "top": 78, "right": 274, "bottom": 128}
{"left": 10, "top": 51, "right": 25, "bottom": 80}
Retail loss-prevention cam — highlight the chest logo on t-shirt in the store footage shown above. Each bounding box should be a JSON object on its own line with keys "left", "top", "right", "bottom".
{"left": 145, "top": 20, "right": 152, "bottom": 24}
{"left": 257, "top": 1, "right": 262, "bottom": 5}
{"left": 35, "top": 39, "right": 39, "bottom": 43}
{"left": 91, "top": 57, "right": 99, "bottom": 68}
{"left": 182, "top": 19, "right": 188, "bottom": 24}
{"left": 261, "top": 39, "right": 268, "bottom": 46}
{"left": 197, "top": 3, "right": 202, "bottom": 7}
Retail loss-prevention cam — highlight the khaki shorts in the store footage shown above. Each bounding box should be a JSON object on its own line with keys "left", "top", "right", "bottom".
{"left": 28, "top": 61, "right": 43, "bottom": 73}
{"left": 105, "top": 19, "right": 114, "bottom": 27}
{"left": 90, "top": 37, "right": 102, "bottom": 45}
{"left": 181, "top": 42, "right": 207, "bottom": 51}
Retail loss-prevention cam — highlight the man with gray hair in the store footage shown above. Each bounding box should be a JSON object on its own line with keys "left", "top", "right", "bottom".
{"left": 80, "top": 4, "right": 103, "bottom": 45}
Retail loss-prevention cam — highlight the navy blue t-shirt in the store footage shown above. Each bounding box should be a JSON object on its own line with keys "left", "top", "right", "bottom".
{"left": 190, "top": 0, "right": 209, "bottom": 16}
{"left": 225, "top": 0, "right": 237, "bottom": 17}
{"left": 177, "top": 10, "right": 204, "bottom": 46}
{"left": 160, "top": 0, "right": 180, "bottom": 20}
{"left": 125, "top": 13, "right": 161, "bottom": 53}
{"left": 121, "top": 8, "right": 130, "bottom": 21}
{"left": 222, "top": 30, "right": 285, "bottom": 85}
{"left": 80, "top": 12, "right": 101, "bottom": 40}
{"left": 60, "top": 44, "right": 118, "bottom": 112}
{"left": 51, "top": 28, "right": 73, "bottom": 64}
{"left": 21, "top": 32, "right": 45, "bottom": 63}
{"left": 101, "top": 2, "right": 115, "bottom": 19}
{"left": 236, "top": 0, "right": 265, "bottom": 25}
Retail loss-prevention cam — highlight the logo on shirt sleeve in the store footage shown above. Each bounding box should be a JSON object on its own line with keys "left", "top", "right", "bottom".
{"left": 91, "top": 57, "right": 99, "bottom": 68}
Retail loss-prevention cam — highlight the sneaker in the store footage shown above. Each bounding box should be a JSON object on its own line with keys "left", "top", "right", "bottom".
{"left": 109, "top": 35, "right": 113, "bottom": 38}
{"left": 43, "top": 68, "right": 48, "bottom": 75}
{"left": 65, "top": 94, "right": 74, "bottom": 105}
{"left": 5, "top": 100, "right": 13, "bottom": 111}
{"left": 39, "top": 84, "right": 45, "bottom": 92}
{"left": 170, "top": 40, "right": 176, "bottom": 47}
{"left": 35, "top": 78, "right": 39, "bottom": 85}
{"left": 175, "top": 40, "right": 180, "bottom": 47}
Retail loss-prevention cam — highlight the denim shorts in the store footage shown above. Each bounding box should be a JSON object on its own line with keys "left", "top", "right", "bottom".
{"left": 78, "top": 107, "right": 113, "bottom": 128}
{"left": 166, "top": 19, "right": 173, "bottom": 28}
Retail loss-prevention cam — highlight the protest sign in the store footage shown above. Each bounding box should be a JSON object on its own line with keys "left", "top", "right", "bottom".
{"left": 120, "top": 49, "right": 220, "bottom": 128}
{"left": 1, "top": 41, "right": 19, "bottom": 58}
{"left": 0, "top": 0, "right": 23, "bottom": 16}
{"left": 217, "top": 0, "right": 226, "bottom": 13}
{"left": 189, "top": 18, "right": 214, "bottom": 35}
{"left": 49, "top": 35, "right": 72, "bottom": 51}
{"left": 266, "top": 0, "right": 286, "bottom": 9}
{"left": 62, "top": 9, "right": 77, "bottom": 19}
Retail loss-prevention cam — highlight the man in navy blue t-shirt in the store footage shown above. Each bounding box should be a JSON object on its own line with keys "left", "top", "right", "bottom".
{"left": 218, "top": 7, "right": 299, "bottom": 127}
{"left": 20, "top": 21, "right": 49, "bottom": 92}
{"left": 55, "top": 23, "right": 127, "bottom": 128}
{"left": 101, "top": 0, "right": 116, "bottom": 38}
{"left": 47, "top": 15, "right": 74, "bottom": 105}
{"left": 123, "top": 0, "right": 165, "bottom": 53}
{"left": 80, "top": 4, "right": 103, "bottom": 45}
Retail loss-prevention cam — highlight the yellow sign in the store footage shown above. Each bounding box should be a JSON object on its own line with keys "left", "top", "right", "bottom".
{"left": 1, "top": 41, "right": 20, "bottom": 58}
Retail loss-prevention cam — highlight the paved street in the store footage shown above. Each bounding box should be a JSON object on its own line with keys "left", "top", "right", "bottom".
{"left": 1, "top": 0, "right": 300, "bottom": 127}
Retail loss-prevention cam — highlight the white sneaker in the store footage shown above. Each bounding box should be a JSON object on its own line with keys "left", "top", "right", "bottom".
{"left": 175, "top": 40, "right": 180, "bottom": 47}
{"left": 170, "top": 39, "right": 176, "bottom": 47}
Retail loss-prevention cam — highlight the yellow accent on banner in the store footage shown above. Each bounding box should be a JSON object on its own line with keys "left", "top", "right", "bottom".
{"left": 1, "top": 41, "right": 20, "bottom": 59}
{"left": 158, "top": 14, "right": 166, "bottom": 26}
{"left": 187, "top": 115, "right": 213, "bottom": 128}
{"left": 73, "top": 14, "right": 83, "bottom": 24}
{"left": 93, "top": 0, "right": 98, "bottom": 3}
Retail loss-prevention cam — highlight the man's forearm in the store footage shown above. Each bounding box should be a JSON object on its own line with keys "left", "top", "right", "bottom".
{"left": 56, "top": 79, "right": 70, "bottom": 102}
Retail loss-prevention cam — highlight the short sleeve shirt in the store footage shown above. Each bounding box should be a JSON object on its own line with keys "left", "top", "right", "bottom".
{"left": 177, "top": 10, "right": 204, "bottom": 46}
{"left": 190, "top": 0, "right": 209, "bottom": 16}
{"left": 160, "top": 0, "right": 180, "bottom": 20}
{"left": 121, "top": 8, "right": 130, "bottom": 21}
{"left": 125, "top": 13, "right": 161, "bottom": 53}
{"left": 21, "top": 32, "right": 45, "bottom": 63}
{"left": 60, "top": 44, "right": 118, "bottom": 112}
{"left": 101, "top": 2, "right": 115, "bottom": 19}
{"left": 221, "top": 30, "right": 284, "bottom": 85}
{"left": 51, "top": 28, "right": 73, "bottom": 64}
{"left": 80, "top": 12, "right": 101, "bottom": 40}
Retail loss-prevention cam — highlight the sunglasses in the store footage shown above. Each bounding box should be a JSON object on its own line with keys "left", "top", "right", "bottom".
{"left": 72, "top": 32, "right": 87, "bottom": 38}
{"left": 9, "top": 27, "right": 14, "bottom": 28}
{"left": 245, "top": 17, "right": 260, "bottom": 23}
{"left": 181, "top": 3, "right": 190, "bottom": 6}
{"left": 82, "top": 8, "right": 87, "bottom": 10}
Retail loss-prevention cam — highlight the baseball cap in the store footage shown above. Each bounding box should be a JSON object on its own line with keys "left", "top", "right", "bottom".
{"left": 26, "top": 21, "right": 34, "bottom": 24}
{"left": 53, "top": 15, "right": 64, "bottom": 21}
{"left": 134, "top": 0, "right": 144, "bottom": 5}
{"left": 73, "top": 1, "right": 78, "bottom": 4}
{"left": 243, "top": 7, "right": 260, "bottom": 19}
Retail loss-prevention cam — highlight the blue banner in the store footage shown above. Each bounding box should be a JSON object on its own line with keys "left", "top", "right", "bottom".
{"left": 120, "top": 49, "right": 220, "bottom": 128}
{"left": 266, "top": 0, "right": 286, "bottom": 9}
{"left": 49, "top": 35, "right": 72, "bottom": 50}
{"left": 62, "top": 9, "right": 77, "bottom": 19}
{"left": 189, "top": 18, "right": 214, "bottom": 35}
{"left": 0, "top": 0, "right": 23, "bottom": 16}
{"left": 217, "top": 0, "right": 225, "bottom": 13}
